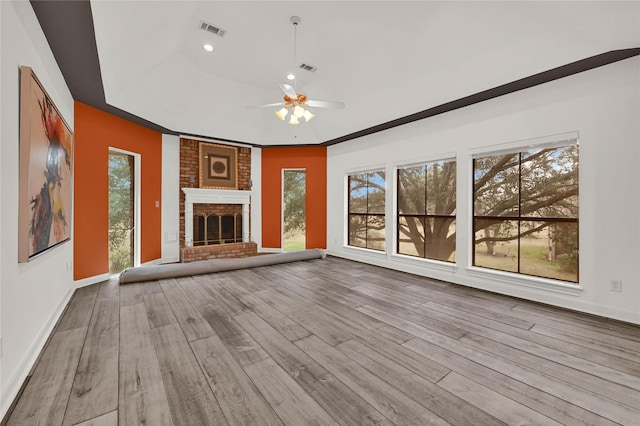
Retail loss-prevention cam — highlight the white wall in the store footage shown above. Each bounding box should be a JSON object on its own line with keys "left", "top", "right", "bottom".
{"left": 251, "top": 147, "right": 262, "bottom": 249}
{"left": 327, "top": 57, "right": 640, "bottom": 324}
{"left": 0, "top": 1, "right": 75, "bottom": 417}
{"left": 161, "top": 134, "right": 180, "bottom": 262}
{"left": 0, "top": 0, "right": 4, "bottom": 407}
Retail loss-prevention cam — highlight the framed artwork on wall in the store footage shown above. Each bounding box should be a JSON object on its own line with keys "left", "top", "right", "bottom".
{"left": 18, "top": 66, "right": 74, "bottom": 262}
{"left": 199, "top": 142, "right": 238, "bottom": 189}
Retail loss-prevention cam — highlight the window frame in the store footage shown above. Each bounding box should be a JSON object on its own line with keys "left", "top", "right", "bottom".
{"left": 396, "top": 157, "right": 457, "bottom": 263}
{"left": 471, "top": 135, "right": 579, "bottom": 284}
{"left": 346, "top": 168, "right": 386, "bottom": 252}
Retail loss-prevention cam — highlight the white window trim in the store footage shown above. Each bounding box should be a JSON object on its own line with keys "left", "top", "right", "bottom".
{"left": 391, "top": 253, "right": 458, "bottom": 273}
{"left": 344, "top": 163, "right": 386, "bottom": 176}
{"left": 394, "top": 151, "right": 457, "bottom": 168}
{"left": 108, "top": 147, "right": 141, "bottom": 270}
{"left": 467, "top": 132, "right": 580, "bottom": 290}
{"left": 466, "top": 266, "right": 584, "bottom": 296}
{"left": 342, "top": 244, "right": 389, "bottom": 258}
{"left": 281, "top": 168, "right": 306, "bottom": 252}
{"left": 393, "top": 156, "right": 458, "bottom": 267}
{"left": 345, "top": 166, "right": 387, "bottom": 253}
{"left": 470, "top": 131, "right": 579, "bottom": 158}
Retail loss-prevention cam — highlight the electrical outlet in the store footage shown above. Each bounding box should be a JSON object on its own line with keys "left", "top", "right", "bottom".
{"left": 610, "top": 280, "right": 622, "bottom": 292}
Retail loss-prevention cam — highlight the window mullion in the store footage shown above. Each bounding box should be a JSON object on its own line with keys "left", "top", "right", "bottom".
{"left": 517, "top": 152, "right": 522, "bottom": 274}
{"left": 365, "top": 174, "right": 369, "bottom": 249}
{"left": 423, "top": 166, "right": 428, "bottom": 259}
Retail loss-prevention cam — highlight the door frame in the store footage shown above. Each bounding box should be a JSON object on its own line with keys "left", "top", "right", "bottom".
{"left": 281, "top": 168, "right": 307, "bottom": 252}
{"left": 108, "top": 147, "right": 142, "bottom": 269}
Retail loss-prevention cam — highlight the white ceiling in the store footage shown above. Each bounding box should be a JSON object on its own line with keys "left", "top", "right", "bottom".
{"left": 90, "top": 1, "right": 640, "bottom": 145}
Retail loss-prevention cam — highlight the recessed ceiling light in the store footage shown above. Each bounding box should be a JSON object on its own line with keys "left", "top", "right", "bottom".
{"left": 202, "top": 43, "right": 215, "bottom": 52}
{"left": 286, "top": 73, "right": 295, "bottom": 80}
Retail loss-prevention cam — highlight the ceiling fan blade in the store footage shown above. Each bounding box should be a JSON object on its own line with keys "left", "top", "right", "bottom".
{"left": 279, "top": 83, "right": 298, "bottom": 99}
{"left": 306, "top": 99, "right": 346, "bottom": 109}
{"left": 247, "top": 102, "right": 284, "bottom": 109}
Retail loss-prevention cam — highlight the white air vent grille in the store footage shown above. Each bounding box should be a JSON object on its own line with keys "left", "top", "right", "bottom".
{"left": 298, "top": 63, "right": 317, "bottom": 72}
{"left": 199, "top": 21, "right": 226, "bottom": 37}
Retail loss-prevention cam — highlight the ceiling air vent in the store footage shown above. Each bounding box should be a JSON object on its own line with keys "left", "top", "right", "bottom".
{"left": 298, "top": 63, "right": 317, "bottom": 72}
{"left": 199, "top": 21, "right": 226, "bottom": 37}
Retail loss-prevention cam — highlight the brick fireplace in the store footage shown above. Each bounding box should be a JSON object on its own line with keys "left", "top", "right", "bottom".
{"left": 181, "top": 188, "right": 256, "bottom": 262}
{"left": 180, "top": 138, "right": 256, "bottom": 262}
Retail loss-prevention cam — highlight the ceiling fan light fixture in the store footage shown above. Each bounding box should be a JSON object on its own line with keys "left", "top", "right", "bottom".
{"left": 303, "top": 110, "right": 315, "bottom": 122}
{"left": 247, "top": 15, "right": 341, "bottom": 126}
{"left": 293, "top": 105, "right": 305, "bottom": 118}
{"left": 275, "top": 107, "right": 288, "bottom": 120}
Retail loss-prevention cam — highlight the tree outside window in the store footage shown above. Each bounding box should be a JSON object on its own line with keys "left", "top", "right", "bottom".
{"left": 348, "top": 171, "right": 385, "bottom": 251}
{"left": 473, "top": 144, "right": 579, "bottom": 282}
{"left": 108, "top": 153, "right": 134, "bottom": 274}
{"left": 397, "top": 159, "right": 456, "bottom": 262}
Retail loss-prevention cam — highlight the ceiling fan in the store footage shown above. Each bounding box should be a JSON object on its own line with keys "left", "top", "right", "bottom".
{"left": 257, "top": 83, "right": 345, "bottom": 124}
{"left": 249, "top": 16, "right": 345, "bottom": 125}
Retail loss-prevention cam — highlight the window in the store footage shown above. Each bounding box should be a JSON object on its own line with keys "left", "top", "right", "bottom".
{"left": 397, "top": 159, "right": 456, "bottom": 262}
{"left": 348, "top": 170, "right": 386, "bottom": 251}
{"left": 473, "top": 143, "right": 579, "bottom": 282}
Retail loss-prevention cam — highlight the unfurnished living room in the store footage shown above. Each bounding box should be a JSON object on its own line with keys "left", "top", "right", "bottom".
{"left": 1, "top": 1, "right": 640, "bottom": 425}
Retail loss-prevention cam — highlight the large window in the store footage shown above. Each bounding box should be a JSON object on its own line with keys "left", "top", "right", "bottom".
{"left": 397, "top": 159, "right": 456, "bottom": 262}
{"left": 473, "top": 143, "right": 579, "bottom": 282}
{"left": 348, "top": 171, "right": 386, "bottom": 251}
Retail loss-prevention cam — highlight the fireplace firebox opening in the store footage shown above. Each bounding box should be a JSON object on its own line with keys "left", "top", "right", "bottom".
{"left": 193, "top": 213, "right": 242, "bottom": 246}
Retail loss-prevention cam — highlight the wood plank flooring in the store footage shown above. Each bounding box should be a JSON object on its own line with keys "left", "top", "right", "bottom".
{"left": 5, "top": 257, "right": 640, "bottom": 425}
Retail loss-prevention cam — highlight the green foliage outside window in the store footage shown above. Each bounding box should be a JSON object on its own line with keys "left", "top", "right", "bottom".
{"left": 109, "top": 154, "right": 134, "bottom": 274}
{"left": 283, "top": 170, "right": 306, "bottom": 251}
{"left": 348, "top": 171, "right": 386, "bottom": 251}
{"left": 398, "top": 160, "right": 456, "bottom": 262}
{"left": 473, "top": 144, "right": 579, "bottom": 282}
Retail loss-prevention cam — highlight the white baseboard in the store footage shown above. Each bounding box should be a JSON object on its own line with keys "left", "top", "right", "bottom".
{"left": 0, "top": 288, "right": 74, "bottom": 419}
{"left": 326, "top": 250, "right": 640, "bottom": 325}
{"left": 74, "top": 272, "right": 110, "bottom": 289}
{"left": 72, "top": 259, "right": 176, "bottom": 291}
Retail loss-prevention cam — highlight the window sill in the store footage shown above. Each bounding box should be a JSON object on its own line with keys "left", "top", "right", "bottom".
{"left": 342, "top": 245, "right": 388, "bottom": 258}
{"left": 465, "top": 266, "right": 583, "bottom": 296}
{"left": 391, "top": 253, "right": 458, "bottom": 273}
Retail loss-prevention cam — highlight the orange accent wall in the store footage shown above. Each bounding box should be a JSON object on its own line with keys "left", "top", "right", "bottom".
{"left": 262, "top": 147, "right": 327, "bottom": 249}
{"left": 74, "top": 102, "right": 162, "bottom": 280}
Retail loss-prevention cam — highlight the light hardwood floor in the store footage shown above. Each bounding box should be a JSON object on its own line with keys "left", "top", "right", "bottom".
{"left": 5, "top": 257, "right": 640, "bottom": 425}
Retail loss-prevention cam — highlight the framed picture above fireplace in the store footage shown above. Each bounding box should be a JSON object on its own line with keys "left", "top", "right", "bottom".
{"left": 199, "top": 142, "right": 238, "bottom": 189}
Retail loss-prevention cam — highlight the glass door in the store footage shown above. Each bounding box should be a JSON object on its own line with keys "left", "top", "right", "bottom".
{"left": 282, "top": 169, "right": 306, "bottom": 251}
{"left": 108, "top": 151, "right": 135, "bottom": 273}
